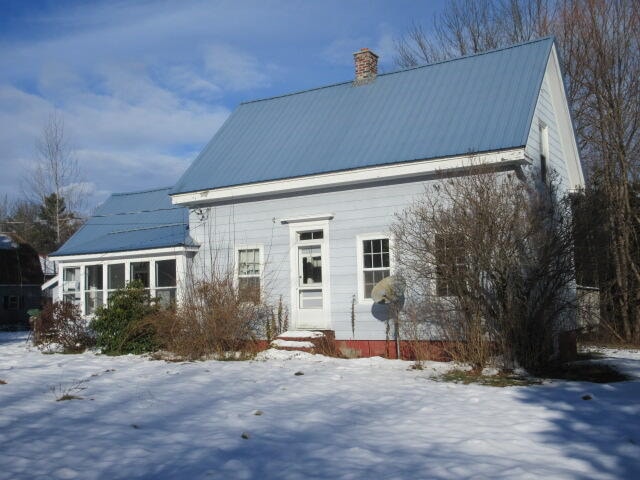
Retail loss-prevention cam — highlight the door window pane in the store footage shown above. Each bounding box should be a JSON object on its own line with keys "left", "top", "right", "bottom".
{"left": 299, "top": 246, "right": 322, "bottom": 285}
{"left": 108, "top": 264, "right": 125, "bottom": 290}
{"left": 299, "top": 289, "right": 323, "bottom": 309}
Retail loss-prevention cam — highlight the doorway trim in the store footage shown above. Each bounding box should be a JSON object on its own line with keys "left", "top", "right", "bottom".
{"left": 288, "top": 219, "right": 332, "bottom": 330}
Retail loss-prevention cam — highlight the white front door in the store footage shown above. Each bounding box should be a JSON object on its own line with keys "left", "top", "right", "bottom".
{"left": 291, "top": 226, "right": 330, "bottom": 329}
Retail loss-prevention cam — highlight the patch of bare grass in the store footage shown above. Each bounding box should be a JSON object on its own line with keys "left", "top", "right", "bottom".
{"left": 437, "top": 369, "right": 541, "bottom": 387}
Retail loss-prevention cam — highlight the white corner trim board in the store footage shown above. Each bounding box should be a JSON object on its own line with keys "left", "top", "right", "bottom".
{"left": 171, "top": 148, "right": 527, "bottom": 206}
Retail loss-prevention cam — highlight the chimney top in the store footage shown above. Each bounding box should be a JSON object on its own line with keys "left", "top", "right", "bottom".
{"left": 353, "top": 48, "right": 378, "bottom": 84}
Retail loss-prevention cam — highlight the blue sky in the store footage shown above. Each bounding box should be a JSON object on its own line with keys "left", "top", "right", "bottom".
{"left": 0, "top": 0, "right": 445, "bottom": 210}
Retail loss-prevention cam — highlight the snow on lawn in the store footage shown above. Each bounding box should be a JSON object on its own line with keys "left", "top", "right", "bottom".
{"left": 1, "top": 333, "right": 639, "bottom": 480}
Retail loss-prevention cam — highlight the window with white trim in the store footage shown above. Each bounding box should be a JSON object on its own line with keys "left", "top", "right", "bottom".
{"left": 155, "top": 259, "right": 177, "bottom": 306}
{"left": 107, "top": 263, "right": 125, "bottom": 300}
{"left": 361, "top": 237, "right": 391, "bottom": 299}
{"left": 238, "top": 248, "right": 261, "bottom": 303}
{"left": 62, "top": 267, "right": 81, "bottom": 305}
{"left": 85, "top": 264, "right": 103, "bottom": 315}
{"left": 130, "top": 262, "right": 150, "bottom": 289}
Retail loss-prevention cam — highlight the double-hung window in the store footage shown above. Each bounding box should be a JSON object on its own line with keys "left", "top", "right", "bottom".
{"left": 238, "top": 248, "right": 261, "bottom": 303}
{"left": 359, "top": 236, "right": 392, "bottom": 300}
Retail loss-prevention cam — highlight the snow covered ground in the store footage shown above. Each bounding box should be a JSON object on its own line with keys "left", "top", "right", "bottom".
{"left": 1, "top": 333, "right": 639, "bottom": 480}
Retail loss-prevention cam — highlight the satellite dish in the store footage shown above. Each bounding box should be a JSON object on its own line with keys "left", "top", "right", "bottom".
{"left": 371, "top": 275, "right": 404, "bottom": 305}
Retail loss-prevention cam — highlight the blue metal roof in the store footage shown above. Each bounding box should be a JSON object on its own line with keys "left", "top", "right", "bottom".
{"left": 172, "top": 37, "right": 554, "bottom": 195}
{"left": 52, "top": 187, "right": 193, "bottom": 257}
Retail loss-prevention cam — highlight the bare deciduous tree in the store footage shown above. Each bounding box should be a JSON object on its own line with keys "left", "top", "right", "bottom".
{"left": 395, "top": 0, "right": 554, "bottom": 67}
{"left": 24, "top": 111, "right": 85, "bottom": 247}
{"left": 395, "top": 0, "right": 640, "bottom": 344}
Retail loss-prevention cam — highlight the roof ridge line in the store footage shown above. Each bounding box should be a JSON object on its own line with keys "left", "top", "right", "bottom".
{"left": 110, "top": 186, "right": 173, "bottom": 197}
{"left": 241, "top": 36, "right": 554, "bottom": 106}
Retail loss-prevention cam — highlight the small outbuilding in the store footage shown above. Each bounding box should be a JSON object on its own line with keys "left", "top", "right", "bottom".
{"left": 0, "top": 233, "right": 43, "bottom": 329}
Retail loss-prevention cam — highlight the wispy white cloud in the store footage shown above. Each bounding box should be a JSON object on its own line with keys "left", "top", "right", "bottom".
{"left": 0, "top": 0, "right": 443, "bottom": 210}
{"left": 204, "top": 44, "right": 274, "bottom": 91}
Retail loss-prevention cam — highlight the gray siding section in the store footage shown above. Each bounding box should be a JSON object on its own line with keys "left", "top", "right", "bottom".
{"left": 189, "top": 179, "right": 431, "bottom": 341}
{"left": 524, "top": 70, "right": 570, "bottom": 187}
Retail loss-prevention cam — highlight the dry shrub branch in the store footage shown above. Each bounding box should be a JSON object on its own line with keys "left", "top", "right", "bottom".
{"left": 32, "top": 301, "right": 93, "bottom": 353}
{"left": 393, "top": 167, "right": 576, "bottom": 373}
{"left": 146, "top": 271, "right": 277, "bottom": 360}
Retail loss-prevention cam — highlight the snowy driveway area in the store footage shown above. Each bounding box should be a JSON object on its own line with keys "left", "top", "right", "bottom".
{"left": 1, "top": 332, "right": 639, "bottom": 480}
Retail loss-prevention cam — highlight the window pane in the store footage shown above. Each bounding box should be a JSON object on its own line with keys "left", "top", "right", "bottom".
{"left": 85, "top": 290, "right": 104, "bottom": 315}
{"left": 239, "top": 277, "right": 260, "bottom": 303}
{"left": 130, "top": 262, "right": 150, "bottom": 288}
{"left": 435, "top": 233, "right": 466, "bottom": 297}
{"left": 364, "top": 254, "right": 372, "bottom": 268}
{"left": 373, "top": 253, "right": 382, "bottom": 268}
{"left": 382, "top": 253, "right": 390, "bottom": 268}
{"left": 63, "top": 268, "right": 80, "bottom": 292}
{"left": 85, "top": 265, "right": 103, "bottom": 290}
{"left": 156, "top": 288, "right": 177, "bottom": 307}
{"left": 63, "top": 267, "right": 78, "bottom": 282}
{"left": 363, "top": 240, "right": 372, "bottom": 254}
{"left": 300, "top": 246, "right": 322, "bottom": 285}
{"left": 156, "top": 260, "right": 176, "bottom": 288}
{"left": 63, "top": 293, "right": 80, "bottom": 305}
{"left": 299, "top": 230, "right": 323, "bottom": 241}
{"left": 364, "top": 269, "right": 391, "bottom": 298}
{"left": 238, "top": 249, "right": 260, "bottom": 276}
{"left": 108, "top": 264, "right": 125, "bottom": 290}
{"left": 381, "top": 238, "right": 389, "bottom": 253}
{"left": 372, "top": 239, "right": 382, "bottom": 253}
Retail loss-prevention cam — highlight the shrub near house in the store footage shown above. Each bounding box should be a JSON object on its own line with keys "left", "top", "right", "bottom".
{"left": 91, "top": 281, "right": 159, "bottom": 355}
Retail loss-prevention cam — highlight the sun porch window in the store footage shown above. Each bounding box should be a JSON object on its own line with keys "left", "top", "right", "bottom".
{"left": 155, "top": 259, "right": 177, "bottom": 306}
{"left": 62, "top": 267, "right": 81, "bottom": 306}
{"left": 84, "top": 265, "right": 103, "bottom": 315}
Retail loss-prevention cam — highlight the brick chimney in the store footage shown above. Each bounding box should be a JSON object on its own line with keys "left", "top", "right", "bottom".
{"left": 353, "top": 48, "right": 378, "bottom": 84}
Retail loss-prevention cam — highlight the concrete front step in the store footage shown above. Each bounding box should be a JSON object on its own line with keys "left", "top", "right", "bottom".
{"left": 272, "top": 330, "right": 337, "bottom": 354}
